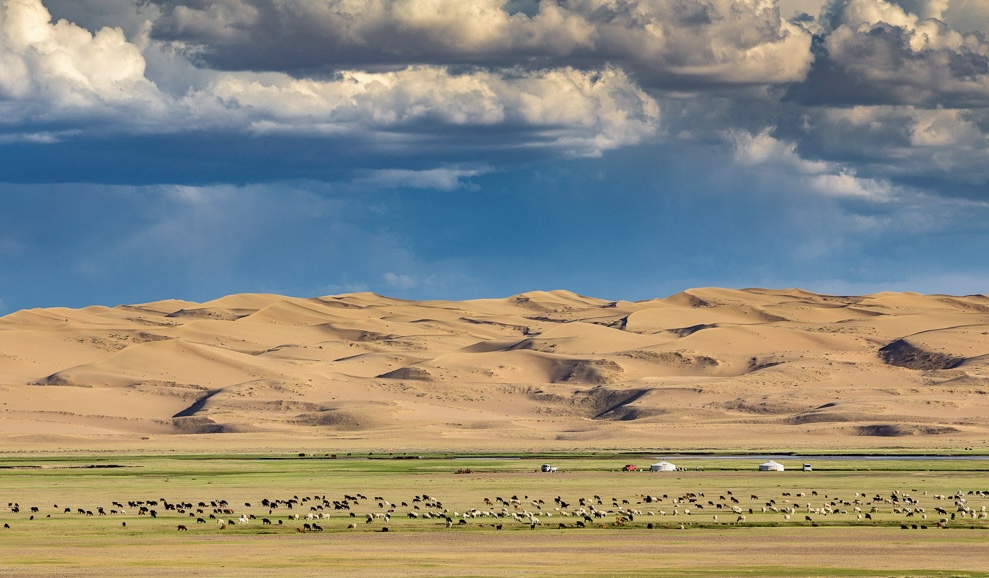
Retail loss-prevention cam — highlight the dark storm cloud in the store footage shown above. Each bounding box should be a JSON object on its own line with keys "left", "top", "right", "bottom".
{"left": 788, "top": 0, "right": 989, "bottom": 107}
{"left": 145, "top": 0, "right": 814, "bottom": 86}
{"left": 3, "top": 0, "right": 989, "bottom": 314}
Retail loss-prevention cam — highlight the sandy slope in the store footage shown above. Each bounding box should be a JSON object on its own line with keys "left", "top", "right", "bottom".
{"left": 1, "top": 288, "right": 988, "bottom": 452}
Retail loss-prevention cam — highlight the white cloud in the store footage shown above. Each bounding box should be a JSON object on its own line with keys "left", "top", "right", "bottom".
{"left": 149, "top": 0, "right": 814, "bottom": 86}
{"left": 800, "top": 0, "right": 989, "bottom": 107}
{"left": 166, "top": 0, "right": 258, "bottom": 43}
{"left": 179, "top": 64, "right": 660, "bottom": 155}
{"left": 0, "top": 0, "right": 660, "bottom": 157}
{"left": 813, "top": 106, "right": 989, "bottom": 182}
{"left": 0, "top": 0, "right": 166, "bottom": 120}
{"left": 352, "top": 168, "right": 486, "bottom": 191}
{"left": 0, "top": 130, "right": 69, "bottom": 143}
{"left": 808, "top": 170, "right": 892, "bottom": 200}
{"left": 3, "top": 0, "right": 987, "bottom": 208}
{"left": 726, "top": 127, "right": 893, "bottom": 201}
{"left": 728, "top": 126, "right": 829, "bottom": 173}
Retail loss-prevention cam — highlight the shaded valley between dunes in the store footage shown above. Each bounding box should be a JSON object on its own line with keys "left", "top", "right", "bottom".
{"left": 2, "top": 288, "right": 989, "bottom": 452}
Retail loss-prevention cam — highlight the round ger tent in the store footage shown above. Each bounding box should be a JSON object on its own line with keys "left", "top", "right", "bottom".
{"left": 759, "top": 460, "right": 785, "bottom": 471}
{"left": 650, "top": 461, "right": 677, "bottom": 472}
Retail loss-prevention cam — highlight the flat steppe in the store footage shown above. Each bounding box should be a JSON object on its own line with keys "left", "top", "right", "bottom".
{"left": 1, "top": 287, "right": 988, "bottom": 454}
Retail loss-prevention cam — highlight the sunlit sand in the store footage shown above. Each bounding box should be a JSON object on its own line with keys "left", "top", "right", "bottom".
{"left": 1, "top": 288, "right": 987, "bottom": 453}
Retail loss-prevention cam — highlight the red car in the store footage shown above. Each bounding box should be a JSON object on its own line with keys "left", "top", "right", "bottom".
{"left": 622, "top": 464, "right": 637, "bottom": 471}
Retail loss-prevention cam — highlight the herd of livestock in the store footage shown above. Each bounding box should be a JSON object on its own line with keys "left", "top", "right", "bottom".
{"left": 3, "top": 483, "right": 989, "bottom": 534}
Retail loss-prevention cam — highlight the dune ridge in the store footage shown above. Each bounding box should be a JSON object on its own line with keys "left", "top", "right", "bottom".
{"left": 1, "top": 288, "right": 988, "bottom": 452}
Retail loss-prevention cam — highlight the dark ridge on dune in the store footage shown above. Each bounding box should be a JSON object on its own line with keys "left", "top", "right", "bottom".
{"left": 879, "top": 339, "right": 965, "bottom": 370}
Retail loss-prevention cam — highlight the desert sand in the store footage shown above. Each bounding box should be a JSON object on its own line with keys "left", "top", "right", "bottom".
{"left": 1, "top": 288, "right": 988, "bottom": 453}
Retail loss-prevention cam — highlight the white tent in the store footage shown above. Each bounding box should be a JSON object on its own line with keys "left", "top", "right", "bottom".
{"left": 650, "top": 461, "right": 677, "bottom": 472}
{"left": 759, "top": 460, "right": 785, "bottom": 471}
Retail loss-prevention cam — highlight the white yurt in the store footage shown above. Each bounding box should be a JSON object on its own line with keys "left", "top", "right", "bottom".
{"left": 759, "top": 460, "right": 785, "bottom": 471}
{"left": 650, "top": 461, "right": 677, "bottom": 472}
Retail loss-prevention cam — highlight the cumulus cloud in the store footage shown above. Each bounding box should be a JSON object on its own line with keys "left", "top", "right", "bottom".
{"left": 715, "top": 123, "right": 989, "bottom": 282}
{"left": 5, "top": 0, "right": 988, "bottom": 202}
{"left": 0, "top": 0, "right": 166, "bottom": 124}
{"left": 147, "top": 0, "right": 814, "bottom": 86}
{"left": 1, "top": 0, "right": 660, "bottom": 157}
{"left": 180, "top": 64, "right": 660, "bottom": 155}
{"left": 784, "top": 105, "right": 989, "bottom": 188}
{"left": 726, "top": 127, "right": 893, "bottom": 200}
{"left": 789, "top": 0, "right": 989, "bottom": 106}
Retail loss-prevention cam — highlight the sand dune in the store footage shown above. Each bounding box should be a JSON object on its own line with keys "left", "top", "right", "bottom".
{"left": 1, "top": 288, "right": 989, "bottom": 452}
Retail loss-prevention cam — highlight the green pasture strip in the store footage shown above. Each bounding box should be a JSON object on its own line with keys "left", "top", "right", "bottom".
{"left": 2, "top": 455, "right": 989, "bottom": 536}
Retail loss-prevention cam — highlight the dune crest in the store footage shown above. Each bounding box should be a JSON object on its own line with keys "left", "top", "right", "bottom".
{"left": 1, "top": 288, "right": 988, "bottom": 451}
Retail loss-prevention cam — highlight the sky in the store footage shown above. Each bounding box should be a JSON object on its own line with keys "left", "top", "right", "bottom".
{"left": 2, "top": 0, "right": 989, "bottom": 313}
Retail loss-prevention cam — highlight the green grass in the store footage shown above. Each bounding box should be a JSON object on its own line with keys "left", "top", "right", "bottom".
{"left": 1, "top": 454, "right": 989, "bottom": 576}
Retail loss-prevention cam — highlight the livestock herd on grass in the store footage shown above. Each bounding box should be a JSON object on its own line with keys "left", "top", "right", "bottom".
{"left": 3, "top": 483, "right": 989, "bottom": 534}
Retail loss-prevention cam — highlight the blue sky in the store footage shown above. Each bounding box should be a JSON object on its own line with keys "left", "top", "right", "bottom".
{"left": 2, "top": 0, "right": 989, "bottom": 313}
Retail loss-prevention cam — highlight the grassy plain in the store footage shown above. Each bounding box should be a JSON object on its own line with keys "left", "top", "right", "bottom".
{"left": 1, "top": 453, "right": 988, "bottom": 576}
